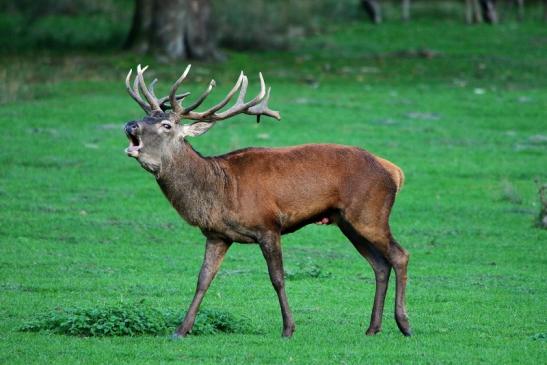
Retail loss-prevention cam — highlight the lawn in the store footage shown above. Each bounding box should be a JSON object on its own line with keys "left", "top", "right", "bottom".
{"left": 1, "top": 17, "right": 546, "bottom": 364}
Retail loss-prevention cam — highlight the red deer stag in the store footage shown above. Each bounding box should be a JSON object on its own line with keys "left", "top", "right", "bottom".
{"left": 122, "top": 64, "right": 411, "bottom": 338}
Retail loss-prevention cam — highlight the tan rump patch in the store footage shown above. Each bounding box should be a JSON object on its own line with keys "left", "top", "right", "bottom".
{"left": 375, "top": 156, "right": 405, "bottom": 193}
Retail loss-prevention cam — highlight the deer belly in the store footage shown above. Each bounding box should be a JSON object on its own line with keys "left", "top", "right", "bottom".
{"left": 275, "top": 194, "right": 338, "bottom": 230}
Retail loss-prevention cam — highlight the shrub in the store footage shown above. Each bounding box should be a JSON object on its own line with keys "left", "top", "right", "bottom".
{"left": 20, "top": 304, "right": 256, "bottom": 337}
{"left": 28, "top": 15, "right": 127, "bottom": 49}
{"left": 213, "top": 0, "right": 358, "bottom": 50}
{"left": 0, "top": 0, "right": 131, "bottom": 51}
{"left": 189, "top": 308, "right": 255, "bottom": 335}
{"left": 0, "top": 0, "right": 359, "bottom": 52}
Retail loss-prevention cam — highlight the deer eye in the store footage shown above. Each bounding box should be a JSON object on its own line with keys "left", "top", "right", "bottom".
{"left": 161, "top": 122, "right": 172, "bottom": 130}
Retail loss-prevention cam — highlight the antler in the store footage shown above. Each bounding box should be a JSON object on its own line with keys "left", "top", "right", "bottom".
{"left": 148, "top": 78, "right": 189, "bottom": 111}
{"left": 136, "top": 65, "right": 161, "bottom": 111}
{"left": 125, "top": 65, "right": 192, "bottom": 114}
{"left": 172, "top": 65, "right": 280, "bottom": 123}
{"left": 125, "top": 69, "right": 152, "bottom": 113}
{"left": 125, "top": 64, "right": 281, "bottom": 122}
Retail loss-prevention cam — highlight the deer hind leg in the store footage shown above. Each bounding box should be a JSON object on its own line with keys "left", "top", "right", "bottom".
{"left": 388, "top": 239, "right": 411, "bottom": 336}
{"left": 342, "top": 195, "right": 411, "bottom": 336}
{"left": 353, "top": 222, "right": 411, "bottom": 336}
{"left": 339, "top": 219, "right": 392, "bottom": 335}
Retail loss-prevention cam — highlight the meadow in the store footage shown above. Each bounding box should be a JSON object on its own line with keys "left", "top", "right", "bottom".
{"left": 1, "top": 16, "right": 546, "bottom": 364}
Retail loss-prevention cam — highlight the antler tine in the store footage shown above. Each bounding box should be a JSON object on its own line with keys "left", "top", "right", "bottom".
{"left": 132, "top": 71, "right": 141, "bottom": 100}
{"left": 192, "top": 72, "right": 244, "bottom": 118}
{"left": 246, "top": 87, "right": 281, "bottom": 122}
{"left": 150, "top": 77, "right": 188, "bottom": 111}
{"left": 125, "top": 69, "right": 151, "bottom": 113}
{"left": 132, "top": 69, "right": 160, "bottom": 113}
{"left": 169, "top": 64, "right": 192, "bottom": 115}
{"left": 211, "top": 73, "right": 248, "bottom": 118}
{"left": 149, "top": 78, "right": 158, "bottom": 99}
{"left": 184, "top": 79, "right": 216, "bottom": 113}
{"left": 158, "top": 92, "right": 191, "bottom": 111}
{"left": 136, "top": 64, "right": 161, "bottom": 112}
{"left": 236, "top": 74, "right": 249, "bottom": 104}
{"left": 213, "top": 72, "right": 266, "bottom": 120}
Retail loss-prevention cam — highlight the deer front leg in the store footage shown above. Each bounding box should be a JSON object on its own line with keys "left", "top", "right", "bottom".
{"left": 258, "top": 232, "right": 295, "bottom": 337}
{"left": 173, "top": 237, "right": 231, "bottom": 338}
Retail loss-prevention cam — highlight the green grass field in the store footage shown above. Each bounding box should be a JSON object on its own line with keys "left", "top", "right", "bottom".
{"left": 1, "top": 18, "right": 546, "bottom": 364}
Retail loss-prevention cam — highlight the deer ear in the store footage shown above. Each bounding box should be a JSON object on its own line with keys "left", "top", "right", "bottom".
{"left": 181, "top": 122, "right": 215, "bottom": 137}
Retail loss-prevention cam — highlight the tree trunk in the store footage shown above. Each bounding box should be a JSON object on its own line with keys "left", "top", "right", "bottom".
{"left": 516, "top": 0, "right": 524, "bottom": 21}
{"left": 150, "top": 0, "right": 187, "bottom": 60}
{"left": 124, "top": 0, "right": 153, "bottom": 52}
{"left": 361, "top": 0, "right": 382, "bottom": 24}
{"left": 185, "top": 0, "right": 219, "bottom": 60}
{"left": 480, "top": 0, "right": 498, "bottom": 23}
{"left": 466, "top": 0, "right": 498, "bottom": 24}
{"left": 401, "top": 0, "right": 411, "bottom": 21}
{"left": 466, "top": 0, "right": 483, "bottom": 23}
{"left": 125, "top": 0, "right": 219, "bottom": 61}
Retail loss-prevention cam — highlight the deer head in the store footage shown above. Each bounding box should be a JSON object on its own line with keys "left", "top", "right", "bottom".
{"left": 123, "top": 64, "right": 281, "bottom": 174}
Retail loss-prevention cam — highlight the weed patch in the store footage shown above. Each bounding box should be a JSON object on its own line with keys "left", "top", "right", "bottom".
{"left": 499, "top": 179, "right": 522, "bottom": 205}
{"left": 285, "top": 260, "right": 332, "bottom": 280}
{"left": 531, "top": 333, "right": 547, "bottom": 341}
{"left": 20, "top": 304, "right": 256, "bottom": 337}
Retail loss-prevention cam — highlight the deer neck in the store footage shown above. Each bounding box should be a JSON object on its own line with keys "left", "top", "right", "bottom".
{"left": 155, "top": 141, "right": 228, "bottom": 228}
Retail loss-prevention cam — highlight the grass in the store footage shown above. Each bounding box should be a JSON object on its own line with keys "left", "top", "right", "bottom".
{"left": 1, "top": 17, "right": 546, "bottom": 364}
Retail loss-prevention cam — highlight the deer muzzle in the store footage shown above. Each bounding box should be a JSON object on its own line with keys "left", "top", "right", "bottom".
{"left": 124, "top": 121, "right": 142, "bottom": 158}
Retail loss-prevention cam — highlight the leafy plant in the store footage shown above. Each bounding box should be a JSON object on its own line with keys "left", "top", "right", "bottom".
{"left": 20, "top": 304, "right": 256, "bottom": 337}
{"left": 186, "top": 308, "right": 257, "bottom": 336}
{"left": 285, "top": 260, "right": 332, "bottom": 281}
{"left": 499, "top": 179, "right": 522, "bottom": 205}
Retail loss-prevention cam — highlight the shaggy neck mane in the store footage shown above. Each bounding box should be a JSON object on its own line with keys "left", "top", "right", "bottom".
{"left": 155, "top": 141, "right": 230, "bottom": 228}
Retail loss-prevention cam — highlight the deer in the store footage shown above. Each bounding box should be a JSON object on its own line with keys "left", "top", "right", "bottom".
{"left": 122, "top": 64, "right": 411, "bottom": 338}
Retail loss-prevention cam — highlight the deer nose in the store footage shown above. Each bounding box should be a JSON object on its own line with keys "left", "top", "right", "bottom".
{"left": 124, "top": 121, "right": 139, "bottom": 135}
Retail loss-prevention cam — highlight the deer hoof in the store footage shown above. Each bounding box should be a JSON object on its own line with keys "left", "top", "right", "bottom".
{"left": 282, "top": 324, "right": 296, "bottom": 338}
{"left": 396, "top": 314, "right": 412, "bottom": 336}
{"left": 365, "top": 327, "right": 381, "bottom": 336}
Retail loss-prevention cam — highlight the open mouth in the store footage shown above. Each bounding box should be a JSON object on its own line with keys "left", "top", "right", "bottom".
{"left": 125, "top": 133, "right": 142, "bottom": 158}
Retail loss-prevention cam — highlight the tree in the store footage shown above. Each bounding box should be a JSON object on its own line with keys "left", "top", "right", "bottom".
{"left": 401, "top": 0, "right": 411, "bottom": 21}
{"left": 361, "top": 0, "right": 382, "bottom": 24}
{"left": 466, "top": 0, "right": 498, "bottom": 23}
{"left": 125, "top": 0, "right": 220, "bottom": 61}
